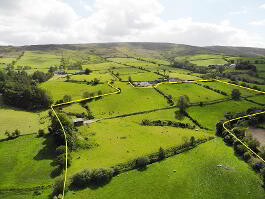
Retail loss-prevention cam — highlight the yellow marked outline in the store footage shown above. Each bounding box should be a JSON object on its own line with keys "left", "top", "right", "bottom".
{"left": 129, "top": 79, "right": 265, "bottom": 163}
{"left": 52, "top": 78, "right": 265, "bottom": 198}
{"left": 51, "top": 82, "right": 120, "bottom": 199}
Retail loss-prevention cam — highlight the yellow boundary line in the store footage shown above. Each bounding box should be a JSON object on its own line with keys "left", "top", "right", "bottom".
{"left": 50, "top": 82, "right": 120, "bottom": 199}
{"left": 52, "top": 78, "right": 265, "bottom": 198}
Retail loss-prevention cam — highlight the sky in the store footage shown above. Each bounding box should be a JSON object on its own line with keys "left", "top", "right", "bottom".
{"left": 0, "top": 0, "right": 265, "bottom": 47}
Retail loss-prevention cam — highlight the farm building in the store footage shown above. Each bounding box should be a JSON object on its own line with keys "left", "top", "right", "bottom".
{"left": 73, "top": 118, "right": 84, "bottom": 126}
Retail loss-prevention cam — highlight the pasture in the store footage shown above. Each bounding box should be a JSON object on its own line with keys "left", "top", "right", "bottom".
{"left": 65, "top": 138, "right": 265, "bottom": 199}
{"left": 188, "top": 100, "right": 261, "bottom": 130}
{"left": 0, "top": 134, "right": 56, "bottom": 188}
{"left": 68, "top": 117, "right": 211, "bottom": 175}
{"left": 88, "top": 82, "right": 169, "bottom": 118}
{"left": 158, "top": 83, "right": 225, "bottom": 103}
{"left": 40, "top": 80, "right": 114, "bottom": 101}
{"left": 15, "top": 51, "right": 61, "bottom": 69}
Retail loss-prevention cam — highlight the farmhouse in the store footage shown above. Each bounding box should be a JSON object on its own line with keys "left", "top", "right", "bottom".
{"left": 73, "top": 118, "right": 84, "bottom": 126}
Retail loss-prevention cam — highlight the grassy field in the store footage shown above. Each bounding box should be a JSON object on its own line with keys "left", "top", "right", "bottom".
{"left": 120, "top": 72, "right": 162, "bottom": 81}
{"left": 65, "top": 138, "right": 265, "bottom": 199}
{"left": 247, "top": 95, "right": 265, "bottom": 105}
{"left": 168, "top": 72, "right": 201, "bottom": 80}
{"left": 107, "top": 58, "right": 159, "bottom": 68}
{"left": 69, "top": 72, "right": 114, "bottom": 82}
{"left": 188, "top": 100, "right": 261, "bottom": 130}
{"left": 15, "top": 51, "right": 61, "bottom": 69}
{"left": 0, "top": 95, "right": 49, "bottom": 139}
{"left": 88, "top": 82, "right": 168, "bottom": 118}
{"left": 255, "top": 64, "right": 265, "bottom": 72}
{"left": 0, "top": 134, "right": 56, "bottom": 189}
{"left": 82, "top": 62, "right": 126, "bottom": 71}
{"left": 191, "top": 59, "right": 227, "bottom": 66}
{"left": 68, "top": 116, "right": 211, "bottom": 175}
{"left": 158, "top": 83, "right": 225, "bottom": 103}
{"left": 136, "top": 57, "right": 170, "bottom": 65}
{"left": 198, "top": 81, "right": 257, "bottom": 97}
{"left": 40, "top": 80, "right": 114, "bottom": 101}
{"left": 238, "top": 74, "right": 264, "bottom": 83}
{"left": 0, "top": 57, "right": 16, "bottom": 64}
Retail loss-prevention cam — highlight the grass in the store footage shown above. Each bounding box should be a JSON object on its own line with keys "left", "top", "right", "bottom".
{"left": 188, "top": 100, "right": 261, "bottom": 130}
{"left": 255, "top": 64, "right": 265, "bottom": 72}
{"left": 68, "top": 116, "right": 211, "bottom": 175}
{"left": 0, "top": 134, "right": 57, "bottom": 188}
{"left": 238, "top": 74, "right": 264, "bottom": 83}
{"left": 158, "top": 83, "right": 225, "bottom": 103}
{"left": 65, "top": 138, "right": 265, "bottom": 199}
{"left": 120, "top": 72, "right": 162, "bottom": 81}
{"left": 82, "top": 62, "right": 127, "bottom": 71}
{"left": 198, "top": 81, "right": 257, "bottom": 97}
{"left": 40, "top": 80, "right": 114, "bottom": 101}
{"left": 247, "top": 95, "right": 265, "bottom": 105}
{"left": 107, "top": 58, "right": 158, "bottom": 68}
{"left": 0, "top": 57, "right": 16, "bottom": 64}
{"left": 191, "top": 59, "right": 227, "bottom": 66}
{"left": 15, "top": 51, "right": 61, "bottom": 69}
{"left": 88, "top": 82, "right": 168, "bottom": 118}
{"left": 168, "top": 72, "right": 201, "bottom": 80}
{"left": 0, "top": 96, "right": 49, "bottom": 139}
{"left": 69, "top": 72, "right": 114, "bottom": 82}
{"left": 136, "top": 57, "right": 170, "bottom": 65}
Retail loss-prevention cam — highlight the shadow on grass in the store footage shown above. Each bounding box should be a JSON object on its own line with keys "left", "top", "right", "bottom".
{"left": 34, "top": 134, "right": 57, "bottom": 161}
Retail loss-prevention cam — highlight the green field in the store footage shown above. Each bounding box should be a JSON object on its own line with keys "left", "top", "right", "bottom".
{"left": 0, "top": 97, "right": 49, "bottom": 139}
{"left": 191, "top": 59, "right": 227, "bottom": 66}
{"left": 65, "top": 138, "right": 265, "bottom": 199}
{"left": 70, "top": 72, "right": 114, "bottom": 82}
{"left": 0, "top": 57, "right": 16, "bottom": 64}
{"left": 0, "top": 134, "right": 56, "bottom": 188}
{"left": 188, "top": 100, "right": 261, "bottom": 130}
{"left": 120, "top": 72, "right": 162, "bottom": 81}
{"left": 198, "top": 81, "right": 257, "bottom": 97}
{"left": 248, "top": 95, "right": 265, "bottom": 105}
{"left": 15, "top": 51, "right": 61, "bottom": 69}
{"left": 40, "top": 80, "right": 114, "bottom": 101}
{"left": 68, "top": 116, "right": 211, "bottom": 175}
{"left": 158, "top": 83, "right": 225, "bottom": 103}
{"left": 255, "top": 64, "right": 265, "bottom": 72}
{"left": 88, "top": 82, "right": 168, "bottom": 118}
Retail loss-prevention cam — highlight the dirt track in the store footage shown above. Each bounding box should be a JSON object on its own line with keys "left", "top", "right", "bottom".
{"left": 249, "top": 127, "right": 265, "bottom": 146}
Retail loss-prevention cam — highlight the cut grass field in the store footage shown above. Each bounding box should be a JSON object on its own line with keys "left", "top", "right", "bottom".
{"left": 40, "top": 80, "right": 114, "bottom": 101}
{"left": 0, "top": 96, "right": 49, "bottom": 139}
{"left": 247, "top": 95, "right": 265, "bottom": 105}
{"left": 168, "top": 72, "right": 201, "bottom": 80}
{"left": 0, "top": 134, "right": 56, "bottom": 189}
{"left": 191, "top": 59, "right": 227, "bottom": 66}
{"left": 120, "top": 72, "right": 162, "bottom": 81}
{"left": 158, "top": 83, "right": 225, "bottom": 103}
{"left": 188, "top": 100, "right": 261, "bottom": 130}
{"left": 15, "top": 51, "right": 61, "bottom": 69}
{"left": 69, "top": 72, "right": 114, "bottom": 82}
{"left": 198, "top": 81, "right": 257, "bottom": 97}
{"left": 88, "top": 82, "right": 168, "bottom": 118}
{"left": 82, "top": 62, "right": 126, "bottom": 71}
{"left": 65, "top": 138, "right": 265, "bottom": 199}
{"left": 68, "top": 116, "right": 212, "bottom": 175}
{"left": 107, "top": 57, "right": 159, "bottom": 68}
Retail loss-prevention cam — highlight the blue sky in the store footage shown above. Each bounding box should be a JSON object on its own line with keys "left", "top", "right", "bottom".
{"left": 0, "top": 0, "right": 265, "bottom": 47}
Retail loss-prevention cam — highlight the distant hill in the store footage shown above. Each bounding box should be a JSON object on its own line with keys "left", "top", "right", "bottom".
{"left": 0, "top": 42, "right": 265, "bottom": 59}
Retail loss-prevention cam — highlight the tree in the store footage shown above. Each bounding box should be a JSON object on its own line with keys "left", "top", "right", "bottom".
{"left": 136, "top": 156, "right": 149, "bottom": 168}
{"left": 231, "top": 89, "right": 241, "bottom": 100}
{"left": 63, "top": 95, "right": 72, "bottom": 102}
{"left": 66, "top": 75, "right": 71, "bottom": 82}
{"left": 190, "top": 136, "right": 196, "bottom": 146}
{"left": 177, "top": 95, "right": 190, "bottom": 113}
{"left": 128, "top": 76, "right": 132, "bottom": 83}
{"left": 218, "top": 65, "right": 225, "bottom": 73}
{"left": 158, "top": 147, "right": 165, "bottom": 160}
{"left": 84, "top": 68, "right": 92, "bottom": 75}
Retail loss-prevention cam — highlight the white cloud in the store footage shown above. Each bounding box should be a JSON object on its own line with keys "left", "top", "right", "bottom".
{"left": 250, "top": 20, "right": 265, "bottom": 26}
{"left": 260, "top": 4, "right": 265, "bottom": 9}
{"left": 0, "top": 0, "right": 264, "bottom": 47}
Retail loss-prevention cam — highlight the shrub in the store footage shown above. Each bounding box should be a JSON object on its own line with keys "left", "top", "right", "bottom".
{"left": 72, "top": 169, "right": 92, "bottom": 188}
{"left": 158, "top": 147, "right": 165, "bottom": 160}
{"left": 232, "top": 89, "right": 241, "bottom": 100}
{"left": 251, "top": 158, "right": 265, "bottom": 172}
{"left": 243, "top": 152, "right": 251, "bottom": 162}
{"left": 190, "top": 136, "right": 196, "bottom": 146}
{"left": 38, "top": 129, "right": 45, "bottom": 137}
{"left": 234, "top": 144, "right": 246, "bottom": 156}
{"left": 71, "top": 168, "right": 113, "bottom": 188}
{"left": 52, "top": 176, "right": 68, "bottom": 196}
{"left": 136, "top": 156, "right": 149, "bottom": 168}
